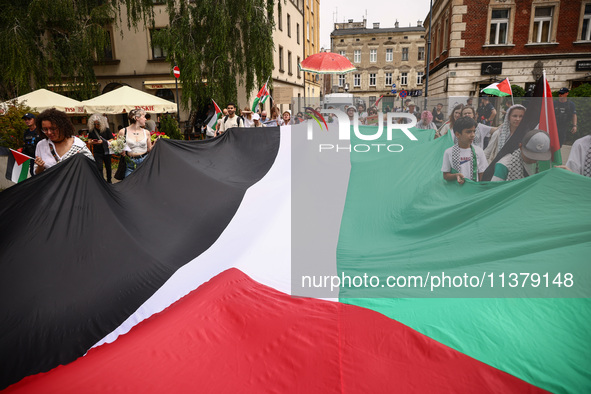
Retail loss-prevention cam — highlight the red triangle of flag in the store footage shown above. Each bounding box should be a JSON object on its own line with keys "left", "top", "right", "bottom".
{"left": 10, "top": 149, "right": 32, "bottom": 166}
{"left": 496, "top": 79, "right": 512, "bottom": 95}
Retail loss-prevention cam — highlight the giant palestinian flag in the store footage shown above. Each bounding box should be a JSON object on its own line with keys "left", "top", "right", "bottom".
{"left": 0, "top": 123, "right": 589, "bottom": 392}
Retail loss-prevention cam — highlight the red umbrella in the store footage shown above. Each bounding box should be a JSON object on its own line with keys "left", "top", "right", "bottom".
{"left": 298, "top": 52, "right": 356, "bottom": 74}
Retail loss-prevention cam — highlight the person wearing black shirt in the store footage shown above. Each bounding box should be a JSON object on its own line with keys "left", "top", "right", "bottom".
{"left": 87, "top": 113, "right": 114, "bottom": 183}
{"left": 432, "top": 103, "right": 445, "bottom": 129}
{"left": 554, "top": 87, "right": 577, "bottom": 147}
{"left": 22, "top": 113, "right": 40, "bottom": 175}
{"left": 476, "top": 96, "right": 497, "bottom": 126}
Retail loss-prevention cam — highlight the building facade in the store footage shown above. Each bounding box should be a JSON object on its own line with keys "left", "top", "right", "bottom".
{"left": 330, "top": 19, "right": 426, "bottom": 110}
{"left": 90, "top": 2, "right": 308, "bottom": 126}
{"left": 304, "top": 0, "right": 322, "bottom": 103}
{"left": 271, "top": 0, "right": 306, "bottom": 114}
{"left": 424, "top": 0, "right": 591, "bottom": 97}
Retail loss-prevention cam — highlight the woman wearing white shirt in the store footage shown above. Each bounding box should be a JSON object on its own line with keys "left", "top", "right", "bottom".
{"left": 118, "top": 109, "right": 155, "bottom": 178}
{"left": 34, "top": 108, "right": 94, "bottom": 175}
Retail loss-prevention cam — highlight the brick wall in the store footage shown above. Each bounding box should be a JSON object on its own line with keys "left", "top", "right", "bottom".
{"left": 461, "top": 0, "right": 590, "bottom": 57}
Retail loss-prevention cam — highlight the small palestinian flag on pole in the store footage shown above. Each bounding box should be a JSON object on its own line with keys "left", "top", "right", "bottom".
{"left": 251, "top": 79, "right": 270, "bottom": 112}
{"left": 206, "top": 100, "right": 223, "bottom": 136}
{"left": 539, "top": 70, "right": 562, "bottom": 167}
{"left": 6, "top": 149, "right": 33, "bottom": 183}
{"left": 481, "top": 78, "right": 513, "bottom": 97}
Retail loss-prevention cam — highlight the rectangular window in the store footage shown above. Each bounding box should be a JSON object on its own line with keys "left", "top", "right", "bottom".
{"left": 533, "top": 6, "right": 553, "bottom": 43}
{"left": 386, "top": 48, "right": 393, "bottom": 62}
{"left": 279, "top": 46, "right": 284, "bottom": 71}
{"left": 401, "top": 72, "right": 408, "bottom": 86}
{"left": 297, "top": 24, "right": 300, "bottom": 44}
{"left": 297, "top": 56, "right": 301, "bottom": 78}
{"left": 150, "top": 29, "right": 167, "bottom": 59}
{"left": 443, "top": 19, "right": 449, "bottom": 51}
{"left": 354, "top": 50, "right": 361, "bottom": 63}
{"left": 287, "top": 14, "right": 291, "bottom": 37}
{"left": 307, "top": 22, "right": 309, "bottom": 41}
{"left": 102, "top": 30, "right": 114, "bottom": 60}
{"left": 369, "top": 73, "right": 376, "bottom": 86}
{"left": 339, "top": 50, "right": 346, "bottom": 57}
{"left": 288, "top": 51, "right": 292, "bottom": 75}
{"left": 311, "top": 26, "right": 314, "bottom": 44}
{"left": 582, "top": 3, "right": 591, "bottom": 41}
{"left": 490, "top": 9, "right": 509, "bottom": 44}
{"left": 369, "top": 96, "right": 376, "bottom": 106}
{"left": 385, "top": 72, "right": 392, "bottom": 86}
{"left": 370, "top": 49, "right": 377, "bottom": 63}
{"left": 354, "top": 74, "right": 361, "bottom": 87}
{"left": 418, "top": 47, "right": 425, "bottom": 61}
{"left": 278, "top": 6, "right": 282, "bottom": 31}
{"left": 417, "top": 72, "right": 424, "bottom": 85}
{"left": 338, "top": 74, "right": 345, "bottom": 87}
{"left": 402, "top": 47, "right": 408, "bottom": 61}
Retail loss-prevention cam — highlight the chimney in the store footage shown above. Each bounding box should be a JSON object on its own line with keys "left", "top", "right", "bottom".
{"left": 373, "top": 22, "right": 380, "bottom": 29}
{"left": 395, "top": 20, "right": 399, "bottom": 28}
{"left": 417, "top": 20, "right": 422, "bottom": 27}
{"left": 348, "top": 19, "right": 353, "bottom": 23}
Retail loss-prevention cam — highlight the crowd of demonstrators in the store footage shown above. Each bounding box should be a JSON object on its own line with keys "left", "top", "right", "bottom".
{"left": 87, "top": 113, "right": 114, "bottom": 183}
{"left": 491, "top": 129, "right": 551, "bottom": 182}
{"left": 22, "top": 113, "right": 40, "bottom": 175}
{"left": 555, "top": 88, "right": 577, "bottom": 147}
{"left": 441, "top": 116, "right": 488, "bottom": 184}
{"left": 484, "top": 104, "right": 526, "bottom": 163}
{"left": 34, "top": 108, "right": 94, "bottom": 175}
{"left": 118, "top": 109, "right": 156, "bottom": 178}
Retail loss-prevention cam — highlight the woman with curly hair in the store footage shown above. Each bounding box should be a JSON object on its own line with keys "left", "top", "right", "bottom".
{"left": 87, "top": 113, "right": 114, "bottom": 183}
{"left": 34, "top": 108, "right": 94, "bottom": 175}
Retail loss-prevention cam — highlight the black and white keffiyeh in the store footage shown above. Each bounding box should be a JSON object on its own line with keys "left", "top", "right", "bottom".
{"left": 451, "top": 144, "right": 477, "bottom": 181}
{"left": 584, "top": 144, "right": 591, "bottom": 177}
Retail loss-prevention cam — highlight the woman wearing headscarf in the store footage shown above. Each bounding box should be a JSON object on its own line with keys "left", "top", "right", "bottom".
{"left": 416, "top": 110, "right": 437, "bottom": 130}
{"left": 87, "top": 113, "right": 113, "bottom": 183}
{"left": 484, "top": 104, "right": 526, "bottom": 163}
{"left": 34, "top": 108, "right": 94, "bottom": 175}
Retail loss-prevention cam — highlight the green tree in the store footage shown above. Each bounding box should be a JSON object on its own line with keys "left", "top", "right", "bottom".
{"left": 159, "top": 114, "right": 182, "bottom": 140}
{"left": 0, "top": 103, "right": 34, "bottom": 150}
{"left": 0, "top": 0, "right": 154, "bottom": 101}
{"left": 511, "top": 85, "right": 526, "bottom": 97}
{"left": 151, "top": 0, "right": 276, "bottom": 111}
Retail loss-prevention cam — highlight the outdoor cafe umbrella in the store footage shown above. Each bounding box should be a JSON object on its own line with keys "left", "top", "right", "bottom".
{"left": 81, "top": 86, "right": 177, "bottom": 114}
{"left": 298, "top": 52, "right": 356, "bottom": 74}
{"left": 0, "top": 89, "right": 85, "bottom": 115}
